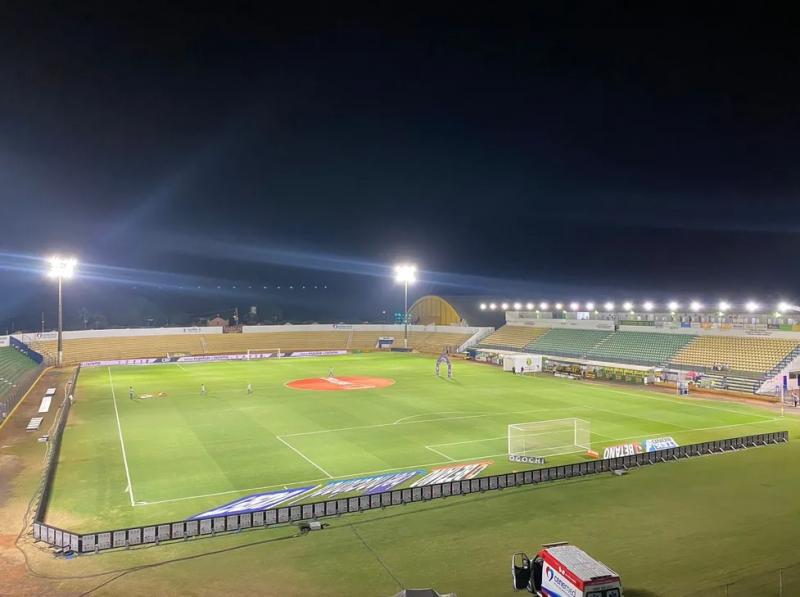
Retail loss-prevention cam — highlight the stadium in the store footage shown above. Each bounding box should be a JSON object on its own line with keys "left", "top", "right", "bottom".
{"left": 2, "top": 280, "right": 800, "bottom": 595}
{"left": 3, "top": 5, "right": 800, "bottom": 597}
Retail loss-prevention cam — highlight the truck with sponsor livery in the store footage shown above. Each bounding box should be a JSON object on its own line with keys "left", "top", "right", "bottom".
{"left": 512, "top": 542, "right": 623, "bottom": 597}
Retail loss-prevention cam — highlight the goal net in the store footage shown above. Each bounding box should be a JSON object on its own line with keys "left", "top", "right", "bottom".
{"left": 246, "top": 348, "right": 283, "bottom": 360}
{"left": 507, "top": 418, "right": 591, "bottom": 461}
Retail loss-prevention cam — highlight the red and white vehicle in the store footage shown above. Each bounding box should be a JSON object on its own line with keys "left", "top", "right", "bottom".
{"left": 512, "top": 542, "right": 623, "bottom": 597}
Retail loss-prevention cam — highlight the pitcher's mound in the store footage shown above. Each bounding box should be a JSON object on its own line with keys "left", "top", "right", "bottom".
{"left": 286, "top": 376, "right": 395, "bottom": 391}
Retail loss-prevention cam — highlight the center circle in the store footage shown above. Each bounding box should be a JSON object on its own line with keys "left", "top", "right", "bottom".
{"left": 285, "top": 376, "right": 396, "bottom": 391}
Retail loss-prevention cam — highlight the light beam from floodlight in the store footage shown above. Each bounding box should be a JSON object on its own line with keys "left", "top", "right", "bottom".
{"left": 501, "top": 302, "right": 509, "bottom": 310}
{"left": 586, "top": 302, "right": 595, "bottom": 311}
{"left": 555, "top": 302, "right": 563, "bottom": 310}
{"left": 540, "top": 302, "right": 549, "bottom": 310}
{"left": 489, "top": 302, "right": 497, "bottom": 310}
{"left": 394, "top": 263, "right": 416, "bottom": 348}
{"left": 690, "top": 300, "right": 703, "bottom": 312}
{"left": 778, "top": 301, "right": 791, "bottom": 313}
{"left": 526, "top": 302, "right": 534, "bottom": 310}
{"left": 643, "top": 301, "right": 654, "bottom": 312}
{"left": 718, "top": 300, "right": 730, "bottom": 312}
{"left": 47, "top": 256, "right": 78, "bottom": 367}
{"left": 569, "top": 301, "right": 579, "bottom": 311}
{"left": 745, "top": 300, "right": 759, "bottom": 313}
{"left": 604, "top": 301, "right": 614, "bottom": 311}
{"left": 622, "top": 301, "right": 633, "bottom": 311}
{"left": 513, "top": 302, "right": 522, "bottom": 310}
{"left": 668, "top": 300, "right": 679, "bottom": 311}
{"left": 479, "top": 303, "right": 487, "bottom": 311}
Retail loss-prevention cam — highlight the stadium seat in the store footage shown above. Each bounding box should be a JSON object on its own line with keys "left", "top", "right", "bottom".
{"left": 524, "top": 329, "right": 611, "bottom": 358}
{"left": 0, "top": 346, "right": 40, "bottom": 402}
{"left": 584, "top": 331, "right": 694, "bottom": 366}
{"left": 477, "top": 325, "right": 549, "bottom": 350}
{"left": 670, "top": 336, "right": 800, "bottom": 376}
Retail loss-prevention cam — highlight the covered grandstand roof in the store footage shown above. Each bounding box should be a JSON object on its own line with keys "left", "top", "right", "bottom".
{"left": 408, "top": 295, "right": 504, "bottom": 328}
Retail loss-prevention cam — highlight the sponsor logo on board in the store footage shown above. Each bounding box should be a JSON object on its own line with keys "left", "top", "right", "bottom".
{"left": 190, "top": 486, "right": 316, "bottom": 519}
{"left": 602, "top": 442, "right": 643, "bottom": 459}
{"left": 644, "top": 437, "right": 679, "bottom": 452}
{"left": 309, "top": 471, "right": 423, "bottom": 498}
{"left": 508, "top": 455, "right": 546, "bottom": 464}
{"left": 410, "top": 461, "right": 492, "bottom": 486}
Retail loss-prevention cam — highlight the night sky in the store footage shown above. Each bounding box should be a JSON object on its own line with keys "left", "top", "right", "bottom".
{"left": 1, "top": 4, "right": 799, "bottom": 330}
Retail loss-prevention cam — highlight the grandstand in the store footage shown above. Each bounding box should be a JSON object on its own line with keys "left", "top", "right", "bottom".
{"left": 586, "top": 331, "right": 695, "bottom": 366}
{"left": 525, "top": 328, "right": 611, "bottom": 358}
{"left": 478, "top": 324, "right": 548, "bottom": 350}
{"left": 0, "top": 346, "right": 39, "bottom": 400}
{"left": 670, "top": 335, "right": 800, "bottom": 377}
{"left": 27, "top": 327, "right": 475, "bottom": 365}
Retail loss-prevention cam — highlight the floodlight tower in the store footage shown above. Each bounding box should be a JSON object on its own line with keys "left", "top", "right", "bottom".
{"left": 394, "top": 264, "right": 416, "bottom": 348}
{"left": 47, "top": 256, "right": 77, "bottom": 368}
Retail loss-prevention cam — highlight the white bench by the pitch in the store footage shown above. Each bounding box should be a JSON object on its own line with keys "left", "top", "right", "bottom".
{"left": 26, "top": 417, "right": 44, "bottom": 432}
{"left": 38, "top": 396, "right": 52, "bottom": 414}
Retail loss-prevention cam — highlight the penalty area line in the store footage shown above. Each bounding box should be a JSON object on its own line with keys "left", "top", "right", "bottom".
{"left": 276, "top": 436, "right": 334, "bottom": 479}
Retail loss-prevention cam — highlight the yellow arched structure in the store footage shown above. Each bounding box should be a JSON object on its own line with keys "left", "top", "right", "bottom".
{"left": 408, "top": 295, "right": 463, "bottom": 326}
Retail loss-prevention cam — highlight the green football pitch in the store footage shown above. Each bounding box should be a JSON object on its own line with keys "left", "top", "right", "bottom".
{"left": 45, "top": 352, "right": 791, "bottom": 532}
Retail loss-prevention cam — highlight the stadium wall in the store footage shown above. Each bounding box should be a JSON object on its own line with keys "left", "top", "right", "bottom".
{"left": 504, "top": 315, "right": 615, "bottom": 331}
{"left": 32, "top": 432, "right": 788, "bottom": 553}
{"left": 13, "top": 326, "right": 221, "bottom": 343}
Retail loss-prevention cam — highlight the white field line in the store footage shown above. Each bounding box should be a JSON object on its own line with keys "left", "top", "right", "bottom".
{"left": 429, "top": 435, "right": 507, "bottom": 448}
{"left": 393, "top": 411, "right": 480, "bottom": 425}
{"left": 133, "top": 414, "right": 785, "bottom": 507}
{"left": 281, "top": 406, "right": 568, "bottom": 438}
{"left": 424, "top": 445, "right": 455, "bottom": 462}
{"left": 276, "top": 436, "right": 334, "bottom": 479}
{"left": 107, "top": 367, "right": 136, "bottom": 507}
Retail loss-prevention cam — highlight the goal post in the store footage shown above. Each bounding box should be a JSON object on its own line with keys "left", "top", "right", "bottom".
{"left": 246, "top": 348, "right": 282, "bottom": 360}
{"left": 507, "top": 418, "right": 591, "bottom": 462}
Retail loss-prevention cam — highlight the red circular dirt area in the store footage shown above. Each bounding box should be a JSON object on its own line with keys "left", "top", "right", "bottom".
{"left": 286, "top": 376, "right": 395, "bottom": 391}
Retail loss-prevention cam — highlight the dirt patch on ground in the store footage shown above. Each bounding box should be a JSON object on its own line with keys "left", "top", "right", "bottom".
{"left": 285, "top": 376, "right": 396, "bottom": 391}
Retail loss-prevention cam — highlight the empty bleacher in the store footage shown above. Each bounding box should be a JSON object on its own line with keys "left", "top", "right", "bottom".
{"left": 0, "top": 346, "right": 40, "bottom": 401}
{"left": 585, "top": 331, "right": 695, "bottom": 366}
{"left": 29, "top": 328, "right": 474, "bottom": 364}
{"left": 525, "top": 329, "right": 611, "bottom": 358}
{"left": 670, "top": 336, "right": 800, "bottom": 376}
{"left": 477, "top": 325, "right": 549, "bottom": 350}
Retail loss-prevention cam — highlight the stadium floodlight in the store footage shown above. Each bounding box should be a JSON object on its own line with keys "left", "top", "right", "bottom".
{"left": 46, "top": 256, "right": 78, "bottom": 368}
{"left": 394, "top": 263, "right": 416, "bottom": 348}
{"left": 690, "top": 300, "right": 703, "bottom": 312}
{"left": 479, "top": 303, "right": 487, "bottom": 310}
{"left": 745, "top": 300, "right": 759, "bottom": 313}
{"left": 643, "top": 301, "right": 654, "bottom": 312}
{"left": 585, "top": 302, "right": 595, "bottom": 311}
{"left": 778, "top": 301, "right": 792, "bottom": 313}
{"left": 622, "top": 301, "right": 633, "bottom": 311}
{"left": 569, "top": 301, "right": 579, "bottom": 311}
{"left": 667, "top": 300, "right": 679, "bottom": 311}
{"left": 489, "top": 302, "right": 497, "bottom": 310}
{"left": 526, "top": 302, "right": 534, "bottom": 310}
{"left": 718, "top": 300, "right": 731, "bottom": 312}
{"left": 513, "top": 302, "right": 522, "bottom": 310}
{"left": 555, "top": 302, "right": 563, "bottom": 310}
{"left": 603, "top": 301, "right": 614, "bottom": 311}
{"left": 501, "top": 302, "right": 510, "bottom": 310}
{"left": 539, "top": 301, "right": 549, "bottom": 310}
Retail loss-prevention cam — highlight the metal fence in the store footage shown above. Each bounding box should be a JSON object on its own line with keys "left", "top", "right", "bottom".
{"left": 32, "top": 430, "right": 788, "bottom": 553}
{"left": 32, "top": 366, "right": 79, "bottom": 522}
{"left": 687, "top": 560, "right": 800, "bottom": 596}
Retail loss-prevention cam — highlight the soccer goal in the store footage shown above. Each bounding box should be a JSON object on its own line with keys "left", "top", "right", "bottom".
{"left": 507, "top": 418, "right": 591, "bottom": 462}
{"left": 246, "top": 348, "right": 283, "bottom": 360}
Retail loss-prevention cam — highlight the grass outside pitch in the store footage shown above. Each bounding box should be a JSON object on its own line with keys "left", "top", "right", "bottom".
{"left": 45, "top": 352, "right": 791, "bottom": 532}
